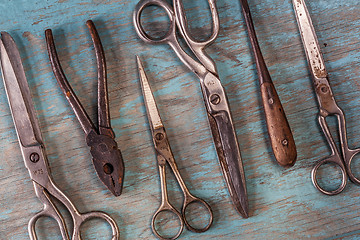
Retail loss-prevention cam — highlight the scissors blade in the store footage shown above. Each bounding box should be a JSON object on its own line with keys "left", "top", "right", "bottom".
{"left": 0, "top": 32, "right": 43, "bottom": 148}
{"left": 136, "top": 56, "right": 163, "bottom": 130}
{"left": 292, "top": 0, "right": 328, "bottom": 79}
{"left": 207, "top": 110, "right": 249, "bottom": 218}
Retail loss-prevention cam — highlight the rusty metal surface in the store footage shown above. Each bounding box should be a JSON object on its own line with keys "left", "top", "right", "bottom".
{"left": 0, "top": 0, "right": 360, "bottom": 239}
{"left": 45, "top": 22, "right": 124, "bottom": 197}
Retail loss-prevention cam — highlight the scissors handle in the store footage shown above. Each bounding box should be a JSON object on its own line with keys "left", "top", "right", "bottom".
{"left": 28, "top": 182, "right": 70, "bottom": 240}
{"left": 336, "top": 109, "right": 360, "bottom": 185}
{"left": 133, "top": 0, "right": 215, "bottom": 78}
{"left": 31, "top": 178, "right": 119, "bottom": 240}
{"left": 152, "top": 204, "right": 184, "bottom": 240}
{"left": 157, "top": 137, "right": 213, "bottom": 232}
{"left": 152, "top": 164, "right": 184, "bottom": 240}
{"left": 182, "top": 192, "right": 213, "bottom": 233}
{"left": 343, "top": 148, "right": 360, "bottom": 184}
{"left": 311, "top": 155, "right": 347, "bottom": 195}
{"left": 133, "top": 0, "right": 175, "bottom": 44}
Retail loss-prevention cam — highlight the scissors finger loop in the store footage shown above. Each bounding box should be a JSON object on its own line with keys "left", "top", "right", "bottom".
{"left": 311, "top": 157, "right": 347, "bottom": 195}
{"left": 174, "top": 0, "right": 219, "bottom": 46}
{"left": 151, "top": 206, "right": 184, "bottom": 240}
{"left": 29, "top": 183, "right": 70, "bottom": 240}
{"left": 344, "top": 148, "right": 360, "bottom": 185}
{"left": 182, "top": 195, "right": 213, "bottom": 233}
{"left": 72, "top": 211, "right": 120, "bottom": 240}
{"left": 29, "top": 210, "right": 69, "bottom": 240}
{"left": 134, "top": 0, "right": 175, "bottom": 44}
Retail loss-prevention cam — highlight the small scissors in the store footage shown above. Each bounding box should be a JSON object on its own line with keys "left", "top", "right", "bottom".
{"left": 293, "top": 0, "right": 360, "bottom": 195}
{"left": 45, "top": 20, "right": 125, "bottom": 196}
{"left": 0, "top": 32, "right": 119, "bottom": 239}
{"left": 136, "top": 56, "right": 213, "bottom": 240}
{"left": 134, "top": 0, "right": 248, "bottom": 217}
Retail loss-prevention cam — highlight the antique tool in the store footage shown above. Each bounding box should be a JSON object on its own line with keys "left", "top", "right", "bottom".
{"left": 239, "top": 0, "right": 297, "bottom": 167}
{"left": 0, "top": 31, "right": 119, "bottom": 240}
{"left": 292, "top": 0, "right": 360, "bottom": 195}
{"left": 45, "top": 20, "right": 124, "bottom": 196}
{"left": 136, "top": 56, "right": 213, "bottom": 240}
{"left": 134, "top": 0, "right": 248, "bottom": 217}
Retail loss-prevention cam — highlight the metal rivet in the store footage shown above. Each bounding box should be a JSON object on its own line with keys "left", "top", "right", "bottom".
{"left": 30, "top": 153, "right": 40, "bottom": 163}
{"left": 210, "top": 94, "right": 221, "bottom": 105}
{"left": 268, "top": 98, "right": 274, "bottom": 104}
{"left": 155, "top": 133, "right": 164, "bottom": 141}
{"left": 103, "top": 163, "right": 114, "bottom": 175}
{"left": 282, "top": 139, "right": 288, "bottom": 146}
{"left": 321, "top": 86, "right": 328, "bottom": 93}
{"left": 98, "top": 143, "right": 108, "bottom": 152}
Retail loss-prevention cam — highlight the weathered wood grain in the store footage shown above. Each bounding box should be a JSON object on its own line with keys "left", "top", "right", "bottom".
{"left": 1, "top": 0, "right": 360, "bottom": 239}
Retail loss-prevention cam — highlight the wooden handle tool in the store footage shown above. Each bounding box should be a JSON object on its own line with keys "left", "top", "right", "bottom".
{"left": 239, "top": 0, "right": 297, "bottom": 166}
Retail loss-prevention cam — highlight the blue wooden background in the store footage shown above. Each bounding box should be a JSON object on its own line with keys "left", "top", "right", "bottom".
{"left": 1, "top": 0, "right": 360, "bottom": 239}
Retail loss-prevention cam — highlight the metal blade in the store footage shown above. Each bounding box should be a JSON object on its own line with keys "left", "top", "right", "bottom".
{"left": 0, "top": 32, "right": 43, "bottom": 147}
{"left": 292, "top": 0, "right": 328, "bottom": 79}
{"left": 136, "top": 56, "right": 163, "bottom": 130}
{"left": 207, "top": 111, "right": 249, "bottom": 218}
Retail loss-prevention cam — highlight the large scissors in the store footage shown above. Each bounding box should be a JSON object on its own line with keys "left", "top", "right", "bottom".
{"left": 0, "top": 32, "right": 119, "bottom": 239}
{"left": 292, "top": 0, "right": 360, "bottom": 195}
{"left": 133, "top": 0, "right": 248, "bottom": 217}
{"left": 136, "top": 56, "right": 213, "bottom": 240}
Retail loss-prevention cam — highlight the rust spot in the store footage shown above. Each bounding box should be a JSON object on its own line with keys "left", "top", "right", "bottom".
{"left": 66, "top": 91, "right": 71, "bottom": 97}
{"left": 313, "top": 66, "right": 327, "bottom": 78}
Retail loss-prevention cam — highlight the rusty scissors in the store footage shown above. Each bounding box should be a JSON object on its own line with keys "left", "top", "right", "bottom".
{"left": 136, "top": 56, "right": 212, "bottom": 240}
{"left": 0, "top": 32, "right": 119, "bottom": 239}
{"left": 45, "top": 20, "right": 124, "bottom": 196}
{"left": 293, "top": 0, "right": 360, "bottom": 195}
{"left": 134, "top": 0, "right": 248, "bottom": 217}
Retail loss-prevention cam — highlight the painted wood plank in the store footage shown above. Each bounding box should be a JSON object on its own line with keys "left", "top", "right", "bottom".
{"left": 0, "top": 0, "right": 360, "bottom": 239}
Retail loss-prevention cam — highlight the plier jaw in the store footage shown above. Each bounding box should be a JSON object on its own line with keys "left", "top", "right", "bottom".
{"left": 87, "top": 129, "right": 124, "bottom": 196}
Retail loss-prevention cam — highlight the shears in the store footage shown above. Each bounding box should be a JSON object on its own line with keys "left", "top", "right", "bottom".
{"left": 0, "top": 32, "right": 119, "bottom": 239}
{"left": 133, "top": 0, "right": 248, "bottom": 217}
{"left": 137, "top": 56, "right": 212, "bottom": 240}
{"left": 293, "top": 0, "right": 360, "bottom": 195}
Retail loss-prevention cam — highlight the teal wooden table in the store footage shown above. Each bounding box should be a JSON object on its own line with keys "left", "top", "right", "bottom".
{"left": 1, "top": 0, "right": 360, "bottom": 239}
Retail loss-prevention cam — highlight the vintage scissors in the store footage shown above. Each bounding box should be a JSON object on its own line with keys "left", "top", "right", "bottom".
{"left": 134, "top": 0, "right": 248, "bottom": 217}
{"left": 292, "top": 0, "right": 360, "bottom": 195}
{"left": 45, "top": 20, "right": 125, "bottom": 196}
{"left": 136, "top": 56, "right": 213, "bottom": 240}
{"left": 0, "top": 32, "right": 119, "bottom": 239}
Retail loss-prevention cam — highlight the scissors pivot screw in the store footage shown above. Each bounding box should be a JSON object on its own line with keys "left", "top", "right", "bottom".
{"left": 320, "top": 85, "right": 328, "bottom": 93}
{"left": 155, "top": 133, "right": 164, "bottom": 141}
{"left": 210, "top": 94, "right": 221, "bottom": 105}
{"left": 282, "top": 139, "right": 288, "bottom": 146}
{"left": 30, "top": 152, "right": 40, "bottom": 163}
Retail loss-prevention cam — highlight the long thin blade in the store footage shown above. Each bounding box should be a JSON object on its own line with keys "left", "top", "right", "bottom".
{"left": 292, "top": 0, "right": 328, "bottom": 79}
{"left": 207, "top": 111, "right": 249, "bottom": 218}
{"left": 0, "top": 32, "right": 43, "bottom": 147}
{"left": 136, "top": 56, "right": 163, "bottom": 130}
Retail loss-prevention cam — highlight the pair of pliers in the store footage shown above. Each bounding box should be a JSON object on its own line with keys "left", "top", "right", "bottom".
{"left": 45, "top": 20, "right": 124, "bottom": 196}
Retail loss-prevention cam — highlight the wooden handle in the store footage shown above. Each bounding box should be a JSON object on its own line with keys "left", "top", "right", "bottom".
{"left": 261, "top": 82, "right": 297, "bottom": 167}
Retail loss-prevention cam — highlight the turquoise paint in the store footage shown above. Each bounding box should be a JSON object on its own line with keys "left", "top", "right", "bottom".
{"left": 1, "top": 0, "right": 360, "bottom": 239}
